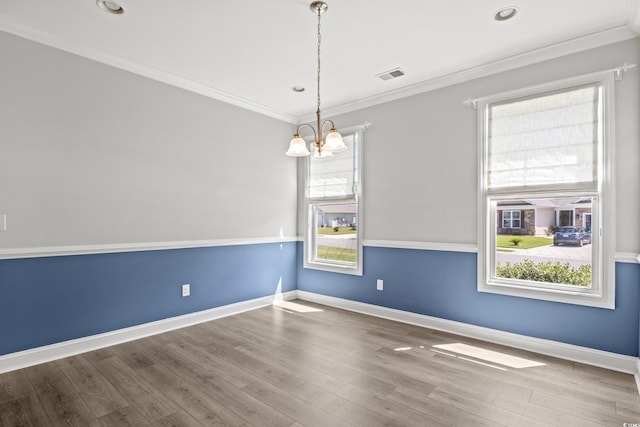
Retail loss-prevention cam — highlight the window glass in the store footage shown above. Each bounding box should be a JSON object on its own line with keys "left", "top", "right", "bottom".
{"left": 493, "top": 197, "right": 593, "bottom": 290}
{"left": 312, "top": 204, "right": 358, "bottom": 264}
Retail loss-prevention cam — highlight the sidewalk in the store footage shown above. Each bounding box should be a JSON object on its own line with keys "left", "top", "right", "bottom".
{"left": 514, "top": 243, "right": 591, "bottom": 260}
{"left": 497, "top": 242, "right": 592, "bottom": 268}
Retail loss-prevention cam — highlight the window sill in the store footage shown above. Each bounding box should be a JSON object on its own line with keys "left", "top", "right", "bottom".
{"left": 478, "top": 280, "right": 614, "bottom": 309}
{"left": 303, "top": 260, "right": 363, "bottom": 276}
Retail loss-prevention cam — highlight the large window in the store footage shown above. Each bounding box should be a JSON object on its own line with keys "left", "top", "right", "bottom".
{"left": 478, "top": 71, "right": 615, "bottom": 308}
{"left": 304, "top": 127, "right": 363, "bottom": 275}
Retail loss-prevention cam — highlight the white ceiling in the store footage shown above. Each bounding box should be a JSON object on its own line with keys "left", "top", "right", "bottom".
{"left": 1, "top": 0, "right": 639, "bottom": 123}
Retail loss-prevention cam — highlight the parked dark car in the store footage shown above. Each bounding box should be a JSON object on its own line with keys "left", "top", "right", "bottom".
{"left": 553, "top": 226, "right": 591, "bottom": 246}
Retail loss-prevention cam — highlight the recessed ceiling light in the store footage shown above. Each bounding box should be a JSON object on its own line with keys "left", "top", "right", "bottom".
{"left": 292, "top": 86, "right": 305, "bottom": 93}
{"left": 494, "top": 6, "right": 517, "bottom": 21}
{"left": 97, "top": 0, "right": 125, "bottom": 15}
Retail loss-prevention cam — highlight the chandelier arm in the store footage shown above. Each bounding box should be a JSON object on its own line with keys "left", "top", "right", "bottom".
{"left": 295, "top": 123, "right": 319, "bottom": 147}
{"left": 320, "top": 119, "right": 337, "bottom": 133}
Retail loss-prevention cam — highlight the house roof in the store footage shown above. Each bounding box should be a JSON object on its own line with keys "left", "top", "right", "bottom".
{"left": 497, "top": 198, "right": 593, "bottom": 209}
{"left": 319, "top": 204, "right": 357, "bottom": 214}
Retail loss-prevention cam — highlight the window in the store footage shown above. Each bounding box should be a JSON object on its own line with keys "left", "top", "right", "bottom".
{"left": 502, "top": 210, "right": 521, "bottom": 228}
{"left": 478, "top": 71, "right": 615, "bottom": 308}
{"left": 304, "top": 127, "right": 363, "bottom": 275}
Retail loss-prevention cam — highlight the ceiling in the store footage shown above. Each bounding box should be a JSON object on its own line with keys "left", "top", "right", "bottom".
{"left": 1, "top": 0, "right": 639, "bottom": 123}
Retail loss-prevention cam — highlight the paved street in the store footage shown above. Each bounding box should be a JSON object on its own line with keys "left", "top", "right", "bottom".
{"left": 317, "top": 234, "right": 357, "bottom": 250}
{"left": 496, "top": 242, "right": 592, "bottom": 268}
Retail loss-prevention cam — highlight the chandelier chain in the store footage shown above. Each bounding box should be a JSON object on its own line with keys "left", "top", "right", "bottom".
{"left": 316, "top": 6, "right": 321, "bottom": 114}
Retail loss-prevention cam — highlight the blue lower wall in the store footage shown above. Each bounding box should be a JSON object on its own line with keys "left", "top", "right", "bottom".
{"left": 1, "top": 241, "right": 638, "bottom": 359}
{"left": 297, "top": 244, "right": 640, "bottom": 357}
{"left": 0, "top": 242, "right": 297, "bottom": 356}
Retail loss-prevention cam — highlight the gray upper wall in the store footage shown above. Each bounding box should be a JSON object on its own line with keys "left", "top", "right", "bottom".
{"left": 0, "top": 31, "right": 297, "bottom": 249}
{"left": 320, "top": 37, "right": 640, "bottom": 254}
{"left": 2, "top": 30, "right": 638, "bottom": 254}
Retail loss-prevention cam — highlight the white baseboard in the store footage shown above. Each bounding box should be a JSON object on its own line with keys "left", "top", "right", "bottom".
{"left": 296, "top": 290, "right": 639, "bottom": 375}
{"left": 0, "top": 290, "right": 297, "bottom": 374}
{"left": 3, "top": 287, "right": 637, "bottom": 393}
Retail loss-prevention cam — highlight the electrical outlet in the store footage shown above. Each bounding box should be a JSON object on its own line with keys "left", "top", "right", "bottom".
{"left": 376, "top": 279, "right": 383, "bottom": 291}
{"left": 181, "top": 283, "right": 190, "bottom": 297}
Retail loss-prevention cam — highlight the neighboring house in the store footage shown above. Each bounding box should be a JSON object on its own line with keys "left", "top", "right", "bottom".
{"left": 497, "top": 198, "right": 592, "bottom": 236}
{"left": 316, "top": 204, "right": 357, "bottom": 228}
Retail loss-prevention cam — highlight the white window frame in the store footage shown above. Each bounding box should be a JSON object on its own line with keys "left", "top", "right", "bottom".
{"left": 477, "top": 71, "right": 616, "bottom": 309}
{"left": 304, "top": 125, "right": 364, "bottom": 276}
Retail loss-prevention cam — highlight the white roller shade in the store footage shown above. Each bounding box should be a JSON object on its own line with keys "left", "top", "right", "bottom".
{"left": 308, "top": 133, "right": 357, "bottom": 199}
{"left": 488, "top": 85, "right": 599, "bottom": 190}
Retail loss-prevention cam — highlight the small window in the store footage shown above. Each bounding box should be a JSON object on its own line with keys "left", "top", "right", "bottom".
{"left": 502, "top": 210, "right": 521, "bottom": 229}
{"left": 478, "top": 72, "right": 615, "bottom": 308}
{"left": 304, "top": 127, "right": 363, "bottom": 275}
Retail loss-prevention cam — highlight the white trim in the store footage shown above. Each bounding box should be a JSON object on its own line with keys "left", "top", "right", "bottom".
{"left": 1, "top": 237, "right": 636, "bottom": 265}
{"left": 616, "top": 252, "right": 640, "bottom": 264}
{"left": 365, "top": 238, "right": 638, "bottom": 263}
{"left": 636, "top": 359, "right": 640, "bottom": 395}
{"left": 0, "top": 17, "right": 297, "bottom": 124}
{"left": 0, "top": 237, "right": 298, "bottom": 260}
{"left": 0, "top": 290, "right": 298, "bottom": 374}
{"left": 363, "top": 239, "right": 477, "bottom": 253}
{"left": 296, "top": 291, "right": 638, "bottom": 374}
{"left": 301, "top": 26, "right": 638, "bottom": 123}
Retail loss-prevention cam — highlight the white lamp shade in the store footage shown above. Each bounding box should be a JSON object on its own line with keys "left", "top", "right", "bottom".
{"left": 286, "top": 136, "right": 311, "bottom": 157}
{"left": 313, "top": 146, "right": 335, "bottom": 159}
{"left": 323, "top": 129, "right": 347, "bottom": 152}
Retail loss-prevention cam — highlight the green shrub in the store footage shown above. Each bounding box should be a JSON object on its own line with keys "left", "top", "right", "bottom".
{"left": 509, "top": 237, "right": 523, "bottom": 246}
{"left": 496, "top": 259, "right": 591, "bottom": 287}
{"left": 333, "top": 226, "right": 339, "bottom": 232}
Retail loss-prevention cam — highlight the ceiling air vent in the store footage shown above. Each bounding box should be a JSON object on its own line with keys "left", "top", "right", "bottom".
{"left": 375, "top": 68, "right": 405, "bottom": 81}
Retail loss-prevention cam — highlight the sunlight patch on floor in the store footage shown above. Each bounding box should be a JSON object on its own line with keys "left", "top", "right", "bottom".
{"left": 432, "top": 343, "right": 546, "bottom": 369}
{"left": 273, "top": 301, "right": 324, "bottom": 313}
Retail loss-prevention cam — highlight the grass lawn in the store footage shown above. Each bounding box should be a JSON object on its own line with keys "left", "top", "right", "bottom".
{"left": 317, "top": 227, "right": 357, "bottom": 236}
{"left": 316, "top": 246, "right": 356, "bottom": 262}
{"left": 496, "top": 235, "right": 553, "bottom": 249}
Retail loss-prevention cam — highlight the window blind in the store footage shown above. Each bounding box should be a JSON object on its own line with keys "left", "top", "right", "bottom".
{"left": 308, "top": 133, "right": 357, "bottom": 199}
{"left": 487, "top": 85, "right": 599, "bottom": 190}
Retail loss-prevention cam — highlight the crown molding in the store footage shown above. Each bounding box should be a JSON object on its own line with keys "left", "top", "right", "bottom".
{"left": 0, "top": 17, "right": 298, "bottom": 124}
{"left": 307, "top": 25, "right": 639, "bottom": 123}
{"left": 0, "top": 15, "right": 637, "bottom": 126}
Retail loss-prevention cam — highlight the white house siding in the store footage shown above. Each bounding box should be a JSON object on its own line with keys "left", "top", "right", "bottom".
{"left": 535, "top": 208, "right": 556, "bottom": 236}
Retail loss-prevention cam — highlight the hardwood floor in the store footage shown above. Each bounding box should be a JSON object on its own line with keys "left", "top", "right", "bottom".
{"left": 1, "top": 299, "right": 639, "bottom": 426}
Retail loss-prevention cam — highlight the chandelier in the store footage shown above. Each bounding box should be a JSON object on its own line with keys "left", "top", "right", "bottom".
{"left": 286, "top": 1, "right": 346, "bottom": 158}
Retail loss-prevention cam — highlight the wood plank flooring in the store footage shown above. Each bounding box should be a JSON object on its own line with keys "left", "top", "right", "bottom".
{"left": 1, "top": 299, "right": 639, "bottom": 426}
